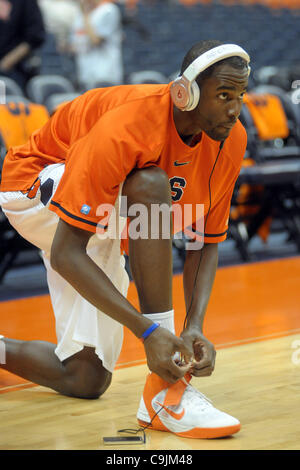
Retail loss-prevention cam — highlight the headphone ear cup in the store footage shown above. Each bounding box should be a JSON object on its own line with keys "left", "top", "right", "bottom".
{"left": 186, "top": 80, "right": 200, "bottom": 111}
{"left": 170, "top": 77, "right": 190, "bottom": 111}
{"left": 170, "top": 77, "right": 200, "bottom": 111}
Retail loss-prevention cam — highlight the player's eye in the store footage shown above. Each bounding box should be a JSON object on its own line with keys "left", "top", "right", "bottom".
{"left": 218, "top": 93, "right": 229, "bottom": 100}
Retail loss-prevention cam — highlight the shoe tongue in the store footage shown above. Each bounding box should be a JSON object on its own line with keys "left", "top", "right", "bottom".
{"left": 163, "top": 373, "right": 192, "bottom": 407}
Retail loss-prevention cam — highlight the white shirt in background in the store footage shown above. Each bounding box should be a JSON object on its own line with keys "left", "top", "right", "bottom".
{"left": 71, "top": 1, "right": 124, "bottom": 89}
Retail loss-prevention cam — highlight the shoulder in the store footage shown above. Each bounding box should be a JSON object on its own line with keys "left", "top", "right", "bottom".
{"left": 86, "top": 84, "right": 172, "bottom": 153}
{"left": 96, "top": 84, "right": 171, "bottom": 128}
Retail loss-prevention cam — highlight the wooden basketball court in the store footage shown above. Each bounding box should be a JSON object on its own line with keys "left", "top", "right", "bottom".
{"left": 1, "top": 256, "right": 300, "bottom": 450}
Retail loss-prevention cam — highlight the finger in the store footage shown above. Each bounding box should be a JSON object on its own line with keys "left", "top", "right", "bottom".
{"left": 192, "top": 356, "right": 211, "bottom": 370}
{"left": 176, "top": 339, "right": 194, "bottom": 363}
{"left": 191, "top": 365, "right": 214, "bottom": 377}
{"left": 192, "top": 354, "right": 215, "bottom": 369}
{"left": 168, "top": 359, "right": 191, "bottom": 379}
{"left": 194, "top": 341, "right": 216, "bottom": 365}
{"left": 193, "top": 341, "right": 204, "bottom": 362}
{"left": 182, "top": 355, "right": 194, "bottom": 367}
{"left": 191, "top": 358, "right": 215, "bottom": 375}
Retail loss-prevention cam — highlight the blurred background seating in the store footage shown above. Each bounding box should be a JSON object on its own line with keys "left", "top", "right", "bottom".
{"left": 26, "top": 74, "right": 76, "bottom": 105}
{"left": 0, "top": 99, "right": 49, "bottom": 286}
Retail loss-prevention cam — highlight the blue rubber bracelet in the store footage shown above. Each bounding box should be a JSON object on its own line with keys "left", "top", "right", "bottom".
{"left": 141, "top": 322, "right": 160, "bottom": 341}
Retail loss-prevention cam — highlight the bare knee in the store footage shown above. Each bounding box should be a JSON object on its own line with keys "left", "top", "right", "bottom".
{"left": 66, "top": 369, "right": 112, "bottom": 399}
{"left": 62, "top": 348, "right": 112, "bottom": 399}
{"left": 123, "top": 167, "right": 171, "bottom": 206}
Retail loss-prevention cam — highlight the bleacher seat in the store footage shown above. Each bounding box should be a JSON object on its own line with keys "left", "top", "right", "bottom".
{"left": 253, "top": 66, "right": 280, "bottom": 86}
{"left": 122, "top": 3, "right": 300, "bottom": 79}
{"left": 5, "top": 95, "right": 31, "bottom": 105}
{"left": 229, "top": 88, "right": 300, "bottom": 260}
{"left": 128, "top": 70, "right": 169, "bottom": 84}
{"left": 0, "top": 76, "right": 25, "bottom": 97}
{"left": 26, "top": 75, "right": 76, "bottom": 105}
{"left": 45, "top": 92, "right": 80, "bottom": 115}
{"left": 248, "top": 85, "right": 300, "bottom": 152}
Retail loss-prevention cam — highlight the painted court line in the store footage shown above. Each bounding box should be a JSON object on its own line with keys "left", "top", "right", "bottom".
{"left": 2, "top": 327, "right": 300, "bottom": 394}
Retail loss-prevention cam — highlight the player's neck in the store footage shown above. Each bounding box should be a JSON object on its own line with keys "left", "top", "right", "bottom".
{"left": 173, "top": 106, "right": 202, "bottom": 146}
{"left": 181, "top": 133, "right": 202, "bottom": 147}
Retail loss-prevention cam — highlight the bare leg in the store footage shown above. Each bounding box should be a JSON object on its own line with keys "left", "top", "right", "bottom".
{"left": 122, "top": 167, "right": 173, "bottom": 314}
{"left": 1, "top": 339, "right": 111, "bottom": 399}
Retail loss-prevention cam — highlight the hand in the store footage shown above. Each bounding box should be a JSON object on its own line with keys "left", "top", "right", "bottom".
{"left": 143, "top": 326, "right": 193, "bottom": 384}
{"left": 180, "top": 326, "right": 216, "bottom": 377}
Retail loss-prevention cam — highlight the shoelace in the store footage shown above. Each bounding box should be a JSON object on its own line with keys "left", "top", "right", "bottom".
{"left": 183, "top": 385, "right": 213, "bottom": 412}
{"left": 118, "top": 382, "right": 213, "bottom": 438}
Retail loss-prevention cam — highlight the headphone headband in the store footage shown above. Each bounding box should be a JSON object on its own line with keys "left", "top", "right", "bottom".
{"left": 171, "top": 43, "right": 250, "bottom": 111}
{"left": 183, "top": 44, "right": 250, "bottom": 81}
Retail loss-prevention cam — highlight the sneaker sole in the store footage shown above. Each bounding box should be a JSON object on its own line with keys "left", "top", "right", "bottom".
{"left": 137, "top": 418, "right": 241, "bottom": 439}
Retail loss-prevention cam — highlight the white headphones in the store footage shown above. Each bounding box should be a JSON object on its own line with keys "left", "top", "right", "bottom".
{"left": 170, "top": 44, "right": 251, "bottom": 112}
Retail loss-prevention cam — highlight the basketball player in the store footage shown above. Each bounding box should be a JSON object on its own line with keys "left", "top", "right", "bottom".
{"left": 0, "top": 40, "right": 249, "bottom": 439}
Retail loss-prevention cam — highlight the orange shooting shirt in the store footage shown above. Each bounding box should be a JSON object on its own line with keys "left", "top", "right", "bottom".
{"left": 0, "top": 84, "right": 247, "bottom": 244}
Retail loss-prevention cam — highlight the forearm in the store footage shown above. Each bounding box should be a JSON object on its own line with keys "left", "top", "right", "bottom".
{"left": 183, "top": 243, "right": 218, "bottom": 331}
{"left": 0, "top": 43, "right": 31, "bottom": 70}
{"left": 54, "top": 249, "right": 152, "bottom": 337}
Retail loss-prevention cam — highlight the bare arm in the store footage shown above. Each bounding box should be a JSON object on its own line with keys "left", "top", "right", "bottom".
{"left": 0, "top": 42, "right": 31, "bottom": 71}
{"left": 181, "top": 243, "right": 218, "bottom": 376}
{"left": 51, "top": 219, "right": 150, "bottom": 338}
{"left": 183, "top": 243, "right": 218, "bottom": 331}
{"left": 50, "top": 219, "right": 193, "bottom": 382}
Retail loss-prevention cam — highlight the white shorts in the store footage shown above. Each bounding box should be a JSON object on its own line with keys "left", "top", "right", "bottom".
{"left": 0, "top": 163, "right": 129, "bottom": 372}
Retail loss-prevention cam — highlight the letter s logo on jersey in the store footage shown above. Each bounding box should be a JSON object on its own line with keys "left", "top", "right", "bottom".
{"left": 169, "top": 176, "right": 186, "bottom": 202}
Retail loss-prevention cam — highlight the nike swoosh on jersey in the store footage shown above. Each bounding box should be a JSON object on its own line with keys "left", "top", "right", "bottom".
{"left": 155, "top": 401, "right": 185, "bottom": 420}
{"left": 174, "top": 160, "right": 190, "bottom": 166}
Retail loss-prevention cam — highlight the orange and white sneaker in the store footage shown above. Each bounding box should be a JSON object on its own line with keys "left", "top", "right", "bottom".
{"left": 137, "top": 373, "right": 241, "bottom": 439}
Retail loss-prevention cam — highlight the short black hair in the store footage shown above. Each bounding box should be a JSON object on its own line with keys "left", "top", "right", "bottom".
{"left": 180, "top": 40, "right": 248, "bottom": 86}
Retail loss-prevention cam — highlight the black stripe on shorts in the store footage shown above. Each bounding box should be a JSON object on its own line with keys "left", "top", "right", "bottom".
{"left": 50, "top": 200, "right": 108, "bottom": 230}
{"left": 188, "top": 225, "right": 228, "bottom": 238}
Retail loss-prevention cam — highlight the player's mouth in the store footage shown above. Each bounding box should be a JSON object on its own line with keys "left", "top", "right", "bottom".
{"left": 218, "top": 121, "right": 236, "bottom": 129}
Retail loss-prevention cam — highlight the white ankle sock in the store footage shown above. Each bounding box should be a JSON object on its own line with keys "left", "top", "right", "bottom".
{"left": 142, "top": 309, "right": 175, "bottom": 335}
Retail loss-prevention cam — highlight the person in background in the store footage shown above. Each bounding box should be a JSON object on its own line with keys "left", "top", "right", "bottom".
{"left": 38, "top": 0, "right": 81, "bottom": 54}
{"left": 70, "top": 0, "right": 124, "bottom": 90}
{"left": 0, "top": 0, "right": 45, "bottom": 89}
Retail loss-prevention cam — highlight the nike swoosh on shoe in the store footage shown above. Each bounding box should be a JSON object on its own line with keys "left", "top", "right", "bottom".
{"left": 155, "top": 401, "right": 185, "bottom": 420}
